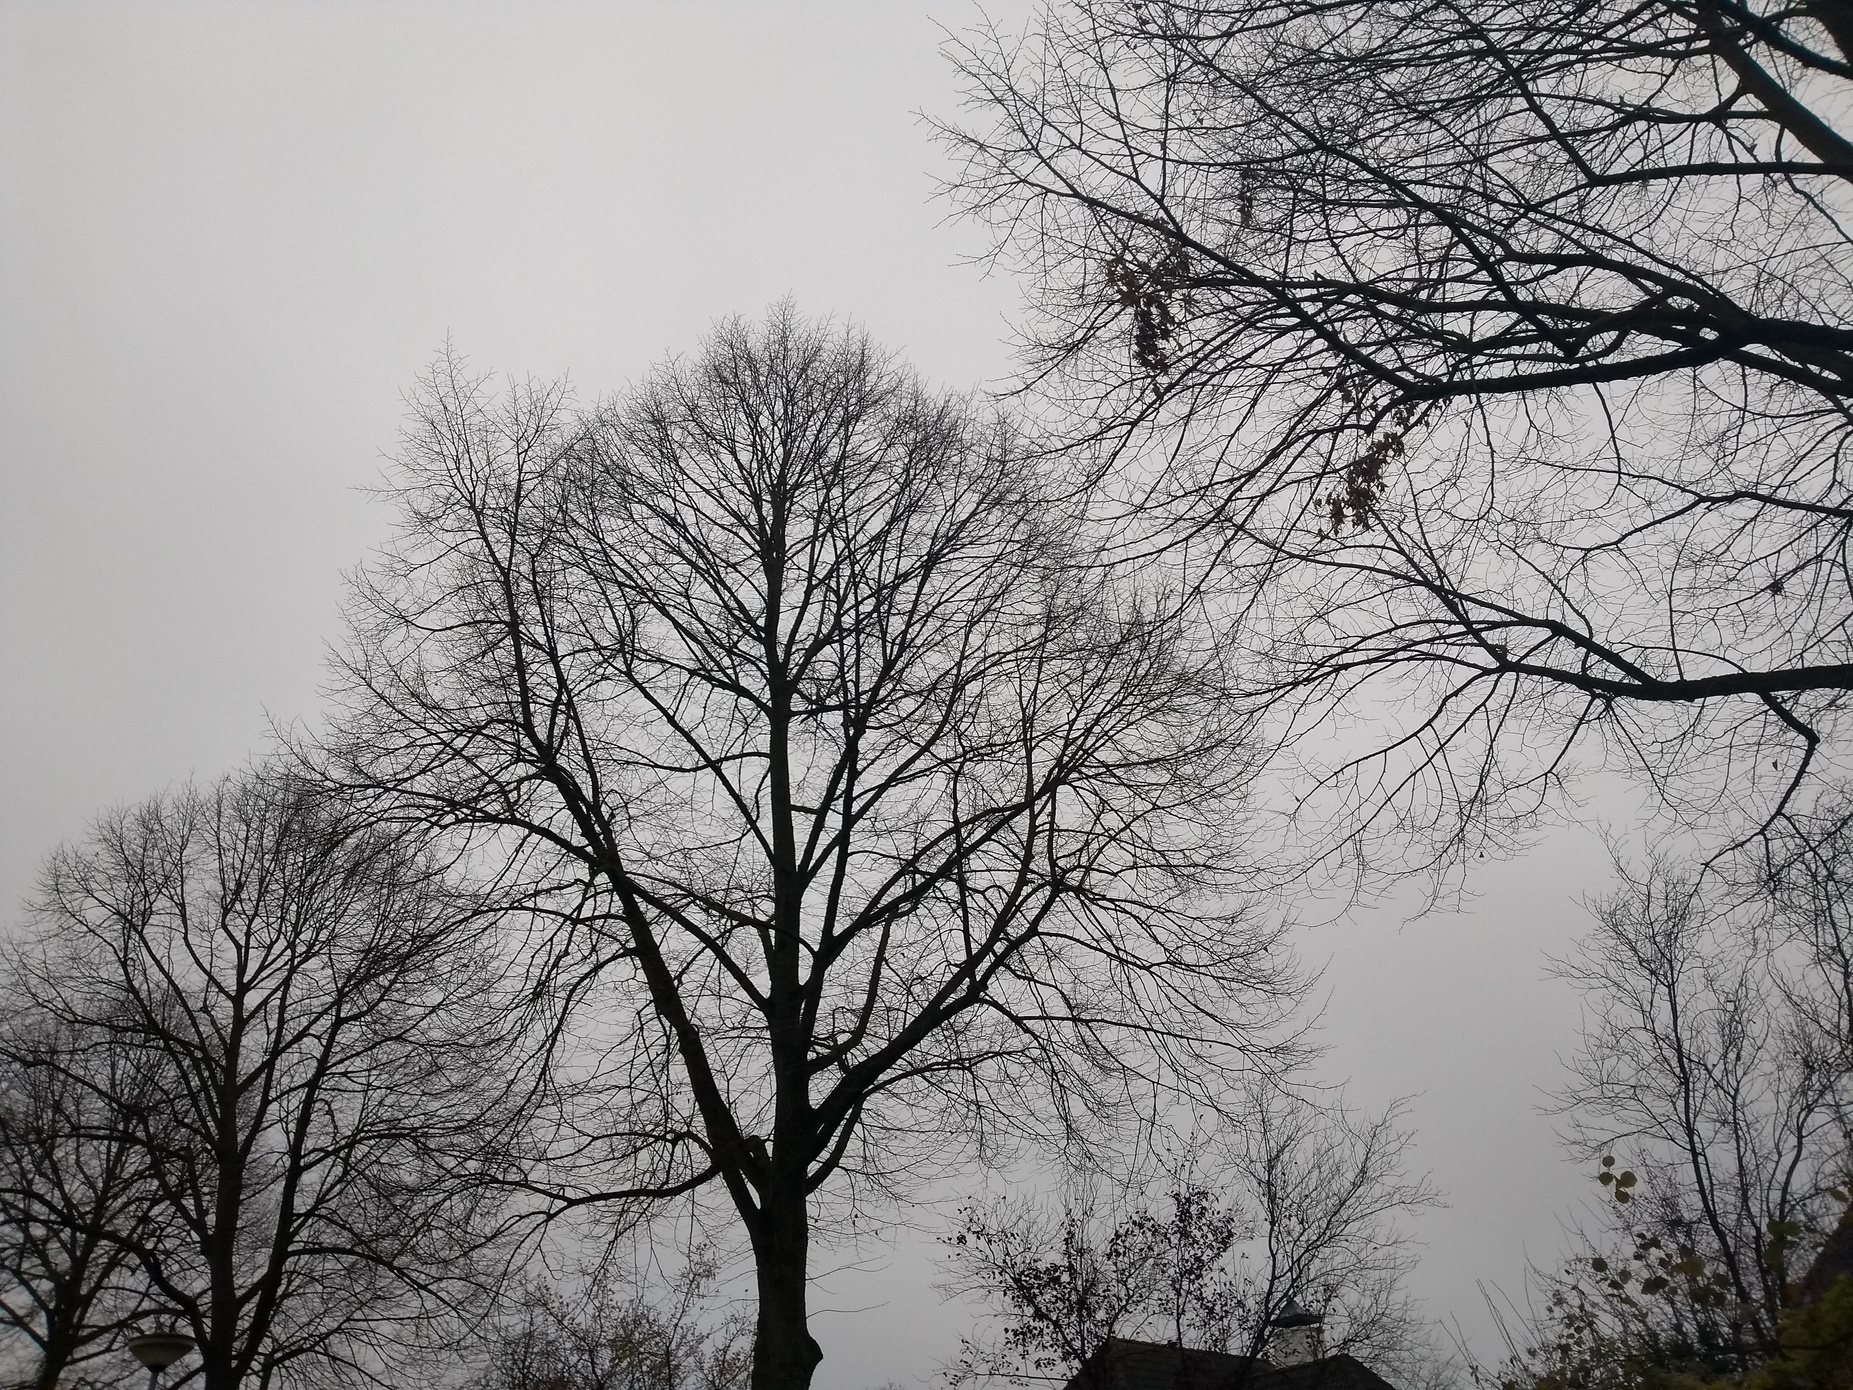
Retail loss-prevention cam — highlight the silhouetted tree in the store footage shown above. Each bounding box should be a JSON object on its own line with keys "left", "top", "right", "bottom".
{"left": 314, "top": 307, "right": 1302, "bottom": 1390}
{"left": 942, "top": 1, "right": 1853, "bottom": 873}
{"left": 11, "top": 773, "right": 513, "bottom": 1390}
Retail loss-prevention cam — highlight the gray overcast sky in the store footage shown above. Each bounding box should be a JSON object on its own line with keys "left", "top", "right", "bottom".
{"left": 0, "top": 5, "right": 1612, "bottom": 1385}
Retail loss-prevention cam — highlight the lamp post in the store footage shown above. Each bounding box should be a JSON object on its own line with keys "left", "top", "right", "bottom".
{"left": 127, "top": 1326, "right": 196, "bottom": 1390}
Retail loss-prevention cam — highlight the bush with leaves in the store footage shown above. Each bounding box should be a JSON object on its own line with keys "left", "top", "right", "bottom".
{"left": 1745, "top": 1272, "right": 1853, "bottom": 1390}
{"left": 1486, "top": 1267, "right": 1853, "bottom": 1390}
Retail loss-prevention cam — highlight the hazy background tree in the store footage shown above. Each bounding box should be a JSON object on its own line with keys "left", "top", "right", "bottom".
{"left": 1479, "top": 810, "right": 1853, "bottom": 1386}
{"left": 941, "top": 1088, "right": 1436, "bottom": 1385}
{"left": 314, "top": 307, "right": 1303, "bottom": 1390}
{"left": 0, "top": 1014, "right": 152, "bottom": 1390}
{"left": 10, "top": 773, "right": 513, "bottom": 1390}
{"left": 468, "top": 1250, "right": 751, "bottom": 1390}
{"left": 1552, "top": 869, "right": 1848, "bottom": 1370}
{"left": 941, "top": 0, "right": 1853, "bottom": 876}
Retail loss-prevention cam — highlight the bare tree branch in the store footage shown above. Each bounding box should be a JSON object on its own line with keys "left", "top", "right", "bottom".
{"left": 939, "top": 0, "right": 1853, "bottom": 876}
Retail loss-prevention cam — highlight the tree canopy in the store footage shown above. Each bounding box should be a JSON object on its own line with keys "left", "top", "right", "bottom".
{"left": 942, "top": 0, "right": 1853, "bottom": 873}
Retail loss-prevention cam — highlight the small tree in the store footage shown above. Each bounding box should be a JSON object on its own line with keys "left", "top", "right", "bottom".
{"left": 316, "top": 307, "right": 1301, "bottom": 1390}
{"left": 469, "top": 1254, "right": 751, "bottom": 1390}
{"left": 942, "top": 1090, "right": 1435, "bottom": 1384}
{"left": 12, "top": 773, "right": 513, "bottom": 1390}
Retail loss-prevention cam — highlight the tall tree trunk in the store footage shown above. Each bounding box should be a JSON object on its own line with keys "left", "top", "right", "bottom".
{"left": 751, "top": 1183, "right": 822, "bottom": 1390}
{"left": 197, "top": 1332, "right": 236, "bottom": 1390}
{"left": 33, "top": 1294, "right": 78, "bottom": 1390}
{"left": 31, "top": 1341, "right": 70, "bottom": 1390}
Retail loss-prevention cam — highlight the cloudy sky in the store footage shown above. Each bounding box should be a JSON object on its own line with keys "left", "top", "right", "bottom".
{"left": 0, "top": 5, "right": 1615, "bottom": 1385}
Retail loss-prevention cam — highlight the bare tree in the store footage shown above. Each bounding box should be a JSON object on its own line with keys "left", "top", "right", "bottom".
{"left": 1543, "top": 842, "right": 1853, "bottom": 1374}
{"left": 313, "top": 307, "right": 1302, "bottom": 1390}
{"left": 941, "top": 1, "right": 1853, "bottom": 874}
{"left": 0, "top": 1013, "right": 152, "bottom": 1390}
{"left": 13, "top": 774, "right": 513, "bottom": 1390}
{"left": 942, "top": 1089, "right": 1435, "bottom": 1386}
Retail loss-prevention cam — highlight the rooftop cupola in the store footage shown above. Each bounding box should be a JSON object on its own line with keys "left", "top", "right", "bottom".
{"left": 1265, "top": 1298, "right": 1325, "bottom": 1366}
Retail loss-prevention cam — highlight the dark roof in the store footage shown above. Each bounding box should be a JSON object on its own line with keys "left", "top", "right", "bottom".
{"left": 1067, "top": 1339, "right": 1263, "bottom": 1390}
{"left": 1064, "top": 1338, "right": 1398, "bottom": 1390}
{"left": 1255, "top": 1356, "right": 1401, "bottom": 1390}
